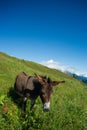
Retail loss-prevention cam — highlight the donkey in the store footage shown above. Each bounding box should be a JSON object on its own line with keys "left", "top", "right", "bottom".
{"left": 14, "top": 72, "right": 65, "bottom": 111}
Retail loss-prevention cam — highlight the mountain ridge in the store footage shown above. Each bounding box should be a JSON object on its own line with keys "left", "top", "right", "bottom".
{"left": 65, "top": 70, "right": 87, "bottom": 84}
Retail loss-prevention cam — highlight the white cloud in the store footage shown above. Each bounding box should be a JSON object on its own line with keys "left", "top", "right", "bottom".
{"left": 40, "top": 59, "right": 87, "bottom": 77}
{"left": 41, "top": 59, "right": 75, "bottom": 72}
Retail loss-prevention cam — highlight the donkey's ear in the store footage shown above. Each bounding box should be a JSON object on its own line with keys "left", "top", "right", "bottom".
{"left": 35, "top": 74, "right": 43, "bottom": 83}
{"left": 52, "top": 80, "right": 65, "bottom": 87}
{"left": 47, "top": 77, "right": 51, "bottom": 83}
{"left": 51, "top": 81, "right": 59, "bottom": 86}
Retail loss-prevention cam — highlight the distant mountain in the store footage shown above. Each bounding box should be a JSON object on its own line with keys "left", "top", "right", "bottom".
{"left": 73, "top": 74, "right": 87, "bottom": 84}
{"left": 65, "top": 71, "right": 87, "bottom": 84}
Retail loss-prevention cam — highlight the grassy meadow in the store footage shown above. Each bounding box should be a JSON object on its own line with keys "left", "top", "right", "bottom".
{"left": 0, "top": 52, "right": 87, "bottom": 130}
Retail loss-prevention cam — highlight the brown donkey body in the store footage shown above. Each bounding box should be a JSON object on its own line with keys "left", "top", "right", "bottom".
{"left": 14, "top": 72, "right": 65, "bottom": 111}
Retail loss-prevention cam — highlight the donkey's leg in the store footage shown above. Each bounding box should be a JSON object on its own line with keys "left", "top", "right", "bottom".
{"left": 23, "top": 97, "right": 27, "bottom": 111}
{"left": 30, "top": 100, "right": 35, "bottom": 110}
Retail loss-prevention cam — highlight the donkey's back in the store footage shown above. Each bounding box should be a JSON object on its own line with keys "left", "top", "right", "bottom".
{"left": 14, "top": 72, "right": 29, "bottom": 96}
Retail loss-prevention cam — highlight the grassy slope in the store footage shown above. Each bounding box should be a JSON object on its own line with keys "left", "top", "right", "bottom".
{"left": 0, "top": 52, "right": 87, "bottom": 130}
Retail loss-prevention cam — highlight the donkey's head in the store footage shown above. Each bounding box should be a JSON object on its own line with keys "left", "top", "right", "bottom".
{"left": 35, "top": 74, "right": 65, "bottom": 111}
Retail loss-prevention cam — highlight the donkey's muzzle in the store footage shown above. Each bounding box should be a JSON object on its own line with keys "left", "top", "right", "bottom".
{"left": 43, "top": 102, "right": 50, "bottom": 112}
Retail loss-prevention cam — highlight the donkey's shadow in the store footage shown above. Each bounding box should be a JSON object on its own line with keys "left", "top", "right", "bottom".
{"left": 7, "top": 87, "right": 23, "bottom": 109}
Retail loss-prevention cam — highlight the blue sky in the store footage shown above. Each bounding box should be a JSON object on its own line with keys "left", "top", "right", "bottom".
{"left": 0, "top": 0, "right": 87, "bottom": 75}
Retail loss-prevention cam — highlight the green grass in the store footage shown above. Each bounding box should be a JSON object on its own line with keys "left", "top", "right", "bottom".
{"left": 0, "top": 52, "right": 87, "bottom": 130}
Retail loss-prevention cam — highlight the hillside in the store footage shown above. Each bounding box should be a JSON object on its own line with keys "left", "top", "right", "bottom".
{"left": 0, "top": 52, "right": 87, "bottom": 130}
